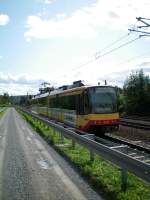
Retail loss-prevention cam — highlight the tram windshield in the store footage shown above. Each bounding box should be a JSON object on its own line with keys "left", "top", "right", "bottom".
{"left": 89, "top": 87, "right": 117, "bottom": 114}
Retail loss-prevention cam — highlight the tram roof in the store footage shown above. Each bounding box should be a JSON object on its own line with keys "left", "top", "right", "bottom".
{"left": 32, "top": 85, "right": 115, "bottom": 99}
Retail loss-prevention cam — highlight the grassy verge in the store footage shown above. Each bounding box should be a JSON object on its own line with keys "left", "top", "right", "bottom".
{"left": 18, "top": 109, "right": 150, "bottom": 200}
{"left": 0, "top": 107, "right": 7, "bottom": 118}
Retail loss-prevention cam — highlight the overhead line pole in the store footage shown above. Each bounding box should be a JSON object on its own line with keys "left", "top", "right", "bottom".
{"left": 136, "top": 17, "right": 150, "bottom": 28}
{"left": 128, "top": 29, "right": 150, "bottom": 35}
{"left": 129, "top": 17, "right": 150, "bottom": 35}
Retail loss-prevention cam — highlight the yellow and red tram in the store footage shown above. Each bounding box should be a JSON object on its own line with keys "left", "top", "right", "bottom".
{"left": 30, "top": 82, "right": 119, "bottom": 134}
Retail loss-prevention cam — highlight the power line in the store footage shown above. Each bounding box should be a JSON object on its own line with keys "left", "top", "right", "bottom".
{"left": 129, "top": 29, "right": 150, "bottom": 35}
{"left": 74, "top": 36, "right": 140, "bottom": 71}
{"left": 95, "top": 33, "right": 130, "bottom": 56}
{"left": 54, "top": 34, "right": 141, "bottom": 81}
{"left": 73, "top": 33, "right": 131, "bottom": 70}
{"left": 137, "top": 17, "right": 150, "bottom": 21}
{"left": 100, "top": 36, "right": 140, "bottom": 57}
{"left": 53, "top": 17, "right": 148, "bottom": 84}
{"left": 115, "top": 49, "right": 150, "bottom": 68}
{"left": 54, "top": 33, "right": 132, "bottom": 79}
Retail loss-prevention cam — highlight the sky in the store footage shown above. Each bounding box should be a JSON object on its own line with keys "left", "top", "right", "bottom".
{"left": 0, "top": 0, "right": 150, "bottom": 95}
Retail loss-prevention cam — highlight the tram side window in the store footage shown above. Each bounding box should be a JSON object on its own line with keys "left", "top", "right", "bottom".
{"left": 38, "top": 98, "right": 41, "bottom": 106}
{"left": 76, "top": 95, "right": 80, "bottom": 114}
{"left": 55, "top": 96, "right": 60, "bottom": 108}
{"left": 32, "top": 99, "right": 38, "bottom": 105}
{"left": 78, "top": 93, "right": 84, "bottom": 115}
{"left": 68, "top": 95, "right": 76, "bottom": 110}
{"left": 49, "top": 95, "right": 76, "bottom": 110}
{"left": 52, "top": 98, "right": 55, "bottom": 108}
{"left": 84, "top": 91, "right": 90, "bottom": 114}
{"left": 61, "top": 96, "right": 68, "bottom": 109}
{"left": 38, "top": 97, "right": 46, "bottom": 106}
{"left": 49, "top": 98, "right": 52, "bottom": 108}
{"left": 48, "top": 97, "right": 50, "bottom": 107}
{"left": 60, "top": 95, "right": 76, "bottom": 110}
{"left": 52, "top": 96, "right": 60, "bottom": 108}
{"left": 49, "top": 97, "right": 55, "bottom": 108}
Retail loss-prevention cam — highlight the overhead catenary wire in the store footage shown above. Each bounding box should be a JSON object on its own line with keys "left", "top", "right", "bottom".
{"left": 113, "top": 49, "right": 150, "bottom": 69}
{"left": 129, "top": 29, "right": 150, "bottom": 35}
{"left": 53, "top": 34, "right": 141, "bottom": 82}
{"left": 54, "top": 33, "right": 132, "bottom": 79}
{"left": 74, "top": 33, "right": 131, "bottom": 70}
{"left": 137, "top": 17, "right": 150, "bottom": 21}
{"left": 99, "top": 36, "right": 140, "bottom": 58}
{"left": 49, "top": 18, "right": 148, "bottom": 89}
{"left": 74, "top": 36, "right": 141, "bottom": 71}
{"left": 47, "top": 16, "right": 150, "bottom": 86}
{"left": 95, "top": 33, "right": 130, "bottom": 55}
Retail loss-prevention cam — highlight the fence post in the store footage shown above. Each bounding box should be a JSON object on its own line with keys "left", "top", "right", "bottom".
{"left": 60, "top": 132, "right": 64, "bottom": 144}
{"left": 90, "top": 150, "right": 94, "bottom": 162}
{"left": 121, "top": 168, "right": 127, "bottom": 192}
{"left": 72, "top": 140, "right": 75, "bottom": 148}
{"left": 52, "top": 127, "right": 56, "bottom": 137}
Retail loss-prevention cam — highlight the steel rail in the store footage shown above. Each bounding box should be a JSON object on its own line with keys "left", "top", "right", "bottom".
{"left": 18, "top": 108, "right": 150, "bottom": 187}
{"left": 120, "top": 118, "right": 150, "bottom": 130}
{"left": 103, "top": 134, "right": 150, "bottom": 154}
{"left": 122, "top": 115, "right": 150, "bottom": 121}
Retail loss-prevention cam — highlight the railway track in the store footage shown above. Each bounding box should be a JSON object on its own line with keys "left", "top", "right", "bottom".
{"left": 123, "top": 115, "right": 150, "bottom": 121}
{"left": 96, "top": 135, "right": 150, "bottom": 166}
{"left": 103, "top": 134, "right": 150, "bottom": 153}
{"left": 120, "top": 117, "right": 150, "bottom": 130}
{"left": 24, "top": 108, "right": 150, "bottom": 157}
{"left": 63, "top": 126, "right": 150, "bottom": 166}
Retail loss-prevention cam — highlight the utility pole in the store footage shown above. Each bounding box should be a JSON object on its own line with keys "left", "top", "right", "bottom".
{"left": 41, "top": 82, "right": 50, "bottom": 88}
{"left": 39, "top": 82, "right": 54, "bottom": 94}
{"left": 128, "top": 17, "right": 150, "bottom": 37}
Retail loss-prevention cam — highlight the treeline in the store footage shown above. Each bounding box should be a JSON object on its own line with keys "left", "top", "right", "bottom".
{"left": 0, "top": 93, "right": 10, "bottom": 107}
{"left": 118, "top": 69, "right": 150, "bottom": 116}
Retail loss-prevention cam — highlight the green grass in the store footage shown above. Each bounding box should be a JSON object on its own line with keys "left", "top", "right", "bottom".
{"left": 18, "top": 109, "right": 150, "bottom": 200}
{"left": 0, "top": 107, "right": 7, "bottom": 118}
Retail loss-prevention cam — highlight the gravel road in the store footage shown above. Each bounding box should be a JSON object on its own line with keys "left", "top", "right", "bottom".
{"left": 0, "top": 108, "right": 103, "bottom": 200}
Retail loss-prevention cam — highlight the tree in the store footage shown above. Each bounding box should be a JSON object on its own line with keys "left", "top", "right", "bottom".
{"left": 115, "top": 87, "right": 125, "bottom": 115}
{"left": 0, "top": 93, "right": 10, "bottom": 106}
{"left": 123, "top": 69, "right": 150, "bottom": 115}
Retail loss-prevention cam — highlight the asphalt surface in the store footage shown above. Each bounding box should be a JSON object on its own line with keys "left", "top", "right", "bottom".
{"left": 0, "top": 108, "right": 104, "bottom": 200}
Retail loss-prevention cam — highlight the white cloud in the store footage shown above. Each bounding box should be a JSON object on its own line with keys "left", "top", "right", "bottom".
{"left": 0, "top": 73, "right": 52, "bottom": 95}
{"left": 25, "top": 0, "right": 150, "bottom": 40}
{"left": 37, "top": 0, "right": 54, "bottom": 5}
{"left": 96, "top": 57, "right": 150, "bottom": 86}
{"left": 100, "top": 67, "right": 150, "bottom": 87}
{"left": 51, "top": 56, "right": 150, "bottom": 88}
{"left": 0, "top": 14, "right": 9, "bottom": 26}
{"left": 24, "top": 13, "right": 96, "bottom": 39}
{"left": 0, "top": 56, "right": 150, "bottom": 95}
{"left": 44, "top": 0, "right": 53, "bottom": 4}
